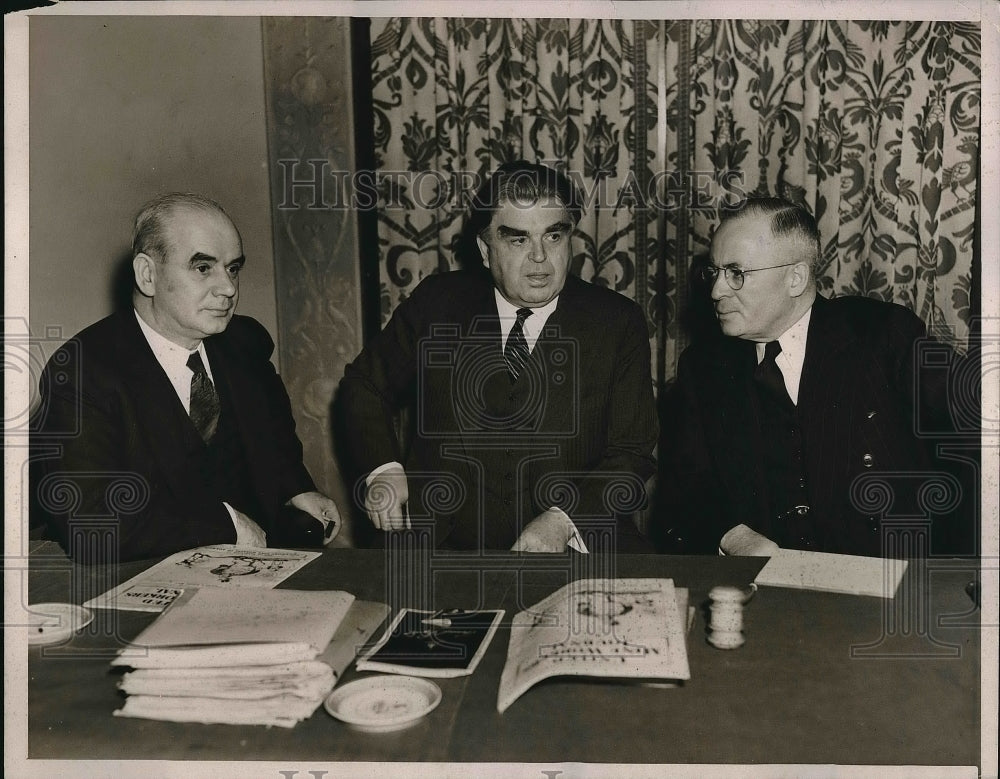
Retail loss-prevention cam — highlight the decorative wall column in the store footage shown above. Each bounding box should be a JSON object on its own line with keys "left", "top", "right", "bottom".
{"left": 262, "top": 17, "right": 364, "bottom": 544}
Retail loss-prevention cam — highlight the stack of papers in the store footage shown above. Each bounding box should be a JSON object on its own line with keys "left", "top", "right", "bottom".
{"left": 111, "top": 587, "right": 355, "bottom": 728}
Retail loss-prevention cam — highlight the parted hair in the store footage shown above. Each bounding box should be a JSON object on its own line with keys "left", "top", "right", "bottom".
{"left": 722, "top": 196, "right": 821, "bottom": 272}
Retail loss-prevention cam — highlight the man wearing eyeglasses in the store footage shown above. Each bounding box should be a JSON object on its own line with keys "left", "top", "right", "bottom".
{"left": 654, "top": 197, "right": 974, "bottom": 557}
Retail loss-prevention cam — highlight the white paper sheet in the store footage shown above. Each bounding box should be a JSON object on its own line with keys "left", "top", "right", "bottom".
{"left": 753, "top": 548, "right": 909, "bottom": 598}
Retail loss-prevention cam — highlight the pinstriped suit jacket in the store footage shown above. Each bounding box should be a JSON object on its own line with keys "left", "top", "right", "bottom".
{"left": 656, "top": 294, "right": 974, "bottom": 556}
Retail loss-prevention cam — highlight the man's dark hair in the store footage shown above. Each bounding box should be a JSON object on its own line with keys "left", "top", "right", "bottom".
{"left": 131, "top": 192, "right": 230, "bottom": 260}
{"left": 467, "top": 161, "right": 584, "bottom": 238}
{"left": 721, "top": 196, "right": 821, "bottom": 273}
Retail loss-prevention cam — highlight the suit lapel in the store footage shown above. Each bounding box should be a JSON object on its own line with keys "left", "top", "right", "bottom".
{"left": 701, "top": 335, "right": 771, "bottom": 524}
{"left": 203, "top": 328, "right": 276, "bottom": 490}
{"left": 115, "top": 311, "right": 205, "bottom": 485}
{"left": 797, "top": 295, "right": 857, "bottom": 441}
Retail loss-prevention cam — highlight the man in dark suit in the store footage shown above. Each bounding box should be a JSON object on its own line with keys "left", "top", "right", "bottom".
{"left": 656, "top": 197, "right": 974, "bottom": 557}
{"left": 339, "top": 162, "right": 657, "bottom": 552}
{"left": 33, "top": 193, "right": 341, "bottom": 563}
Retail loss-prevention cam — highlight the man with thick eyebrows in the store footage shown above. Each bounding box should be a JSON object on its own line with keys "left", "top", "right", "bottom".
{"left": 33, "top": 193, "right": 341, "bottom": 563}
{"left": 340, "top": 162, "right": 657, "bottom": 552}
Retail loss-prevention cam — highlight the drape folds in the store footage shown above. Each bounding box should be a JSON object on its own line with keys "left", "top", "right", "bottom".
{"left": 370, "top": 18, "right": 980, "bottom": 385}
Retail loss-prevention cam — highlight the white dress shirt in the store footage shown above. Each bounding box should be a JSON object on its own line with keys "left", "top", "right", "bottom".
{"left": 134, "top": 311, "right": 215, "bottom": 412}
{"left": 755, "top": 306, "right": 812, "bottom": 404}
{"left": 494, "top": 289, "right": 559, "bottom": 353}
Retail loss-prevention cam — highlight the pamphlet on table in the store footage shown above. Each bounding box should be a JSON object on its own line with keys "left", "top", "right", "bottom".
{"left": 84, "top": 544, "right": 320, "bottom": 612}
{"left": 497, "top": 578, "right": 690, "bottom": 713}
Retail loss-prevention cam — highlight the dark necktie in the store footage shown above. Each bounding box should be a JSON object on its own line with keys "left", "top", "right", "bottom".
{"left": 504, "top": 308, "right": 533, "bottom": 382}
{"left": 187, "top": 351, "right": 220, "bottom": 442}
{"left": 754, "top": 340, "right": 791, "bottom": 405}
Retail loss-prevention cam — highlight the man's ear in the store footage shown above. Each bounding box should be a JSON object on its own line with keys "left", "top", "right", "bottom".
{"left": 788, "top": 261, "right": 811, "bottom": 298}
{"left": 133, "top": 253, "right": 157, "bottom": 297}
{"left": 476, "top": 235, "right": 490, "bottom": 268}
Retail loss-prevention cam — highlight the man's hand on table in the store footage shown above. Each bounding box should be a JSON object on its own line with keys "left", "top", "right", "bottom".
{"left": 288, "top": 490, "right": 343, "bottom": 545}
{"left": 511, "top": 509, "right": 575, "bottom": 553}
{"left": 365, "top": 464, "right": 410, "bottom": 531}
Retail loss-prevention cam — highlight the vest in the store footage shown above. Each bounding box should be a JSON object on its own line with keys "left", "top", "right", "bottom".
{"left": 753, "top": 385, "right": 815, "bottom": 549}
{"left": 188, "top": 383, "right": 263, "bottom": 527}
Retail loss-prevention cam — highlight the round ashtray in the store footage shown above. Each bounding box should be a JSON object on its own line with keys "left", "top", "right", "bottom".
{"left": 26, "top": 603, "right": 93, "bottom": 646}
{"left": 324, "top": 675, "right": 442, "bottom": 732}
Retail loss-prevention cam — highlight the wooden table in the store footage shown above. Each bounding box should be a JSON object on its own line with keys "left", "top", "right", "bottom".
{"left": 22, "top": 542, "right": 981, "bottom": 770}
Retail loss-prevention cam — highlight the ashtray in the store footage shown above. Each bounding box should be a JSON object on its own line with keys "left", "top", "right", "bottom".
{"left": 324, "top": 675, "right": 441, "bottom": 732}
{"left": 26, "top": 603, "right": 94, "bottom": 646}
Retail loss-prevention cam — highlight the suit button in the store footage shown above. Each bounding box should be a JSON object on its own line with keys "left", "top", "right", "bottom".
{"left": 868, "top": 516, "right": 878, "bottom": 532}
{"left": 505, "top": 450, "right": 513, "bottom": 457}
{"left": 504, "top": 472, "right": 513, "bottom": 481}
{"left": 503, "top": 498, "right": 511, "bottom": 506}
{"left": 862, "top": 453, "right": 874, "bottom": 468}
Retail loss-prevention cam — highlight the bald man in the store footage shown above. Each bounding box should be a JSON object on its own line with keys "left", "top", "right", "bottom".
{"left": 33, "top": 193, "right": 340, "bottom": 562}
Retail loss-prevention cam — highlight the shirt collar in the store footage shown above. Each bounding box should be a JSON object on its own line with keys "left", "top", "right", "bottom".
{"left": 134, "top": 309, "right": 211, "bottom": 377}
{"left": 493, "top": 289, "right": 560, "bottom": 348}
{"left": 493, "top": 289, "right": 559, "bottom": 321}
{"left": 755, "top": 305, "right": 812, "bottom": 364}
{"left": 777, "top": 305, "right": 812, "bottom": 366}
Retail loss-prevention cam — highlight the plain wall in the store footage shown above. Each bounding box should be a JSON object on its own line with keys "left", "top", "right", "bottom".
{"left": 29, "top": 15, "right": 277, "bottom": 362}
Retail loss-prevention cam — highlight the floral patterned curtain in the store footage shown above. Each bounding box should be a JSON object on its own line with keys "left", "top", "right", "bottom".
{"left": 369, "top": 18, "right": 980, "bottom": 388}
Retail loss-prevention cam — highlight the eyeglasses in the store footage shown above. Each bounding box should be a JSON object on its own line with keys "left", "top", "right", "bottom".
{"left": 698, "top": 261, "right": 801, "bottom": 291}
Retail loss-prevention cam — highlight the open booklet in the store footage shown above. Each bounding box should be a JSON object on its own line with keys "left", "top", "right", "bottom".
{"left": 356, "top": 608, "right": 504, "bottom": 678}
{"left": 497, "top": 578, "right": 690, "bottom": 713}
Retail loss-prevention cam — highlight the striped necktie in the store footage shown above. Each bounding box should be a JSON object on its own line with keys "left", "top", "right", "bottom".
{"left": 504, "top": 308, "right": 533, "bottom": 382}
{"left": 187, "top": 351, "right": 220, "bottom": 442}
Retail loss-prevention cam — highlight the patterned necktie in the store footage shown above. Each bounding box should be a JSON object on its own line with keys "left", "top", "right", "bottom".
{"left": 504, "top": 308, "right": 533, "bottom": 382}
{"left": 187, "top": 351, "right": 220, "bottom": 442}
{"left": 754, "top": 340, "right": 791, "bottom": 405}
